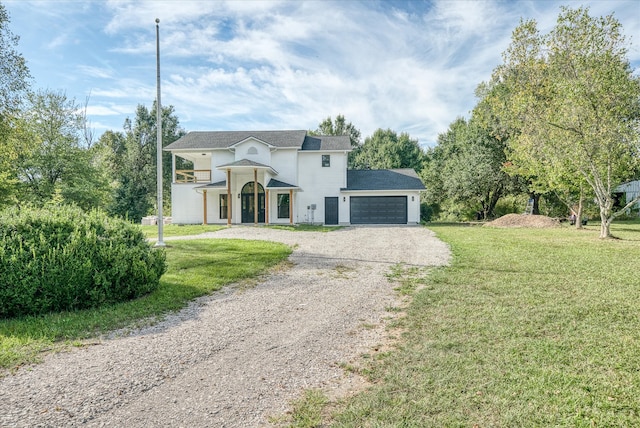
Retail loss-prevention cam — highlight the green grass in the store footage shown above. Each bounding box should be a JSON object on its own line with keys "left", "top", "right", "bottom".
{"left": 0, "top": 239, "right": 291, "bottom": 373}
{"left": 140, "top": 224, "right": 225, "bottom": 238}
{"left": 267, "top": 224, "right": 342, "bottom": 232}
{"left": 329, "top": 221, "right": 640, "bottom": 427}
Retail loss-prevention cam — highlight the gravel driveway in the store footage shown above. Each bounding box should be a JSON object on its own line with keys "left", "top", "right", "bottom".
{"left": 0, "top": 226, "right": 450, "bottom": 427}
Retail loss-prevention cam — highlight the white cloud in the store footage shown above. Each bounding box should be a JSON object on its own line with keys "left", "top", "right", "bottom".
{"left": 11, "top": 0, "right": 637, "bottom": 147}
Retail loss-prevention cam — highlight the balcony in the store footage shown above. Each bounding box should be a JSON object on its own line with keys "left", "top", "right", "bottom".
{"left": 175, "top": 169, "right": 211, "bottom": 183}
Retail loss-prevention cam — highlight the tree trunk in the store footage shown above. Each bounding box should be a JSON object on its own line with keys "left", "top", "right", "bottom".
{"left": 575, "top": 187, "right": 584, "bottom": 230}
{"left": 528, "top": 192, "right": 541, "bottom": 215}
{"left": 598, "top": 195, "right": 614, "bottom": 239}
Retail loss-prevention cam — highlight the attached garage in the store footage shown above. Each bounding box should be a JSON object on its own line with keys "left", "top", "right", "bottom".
{"left": 350, "top": 196, "right": 407, "bottom": 224}
{"left": 340, "top": 169, "right": 426, "bottom": 225}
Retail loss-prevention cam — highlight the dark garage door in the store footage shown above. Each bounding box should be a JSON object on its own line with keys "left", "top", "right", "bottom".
{"left": 350, "top": 196, "right": 407, "bottom": 224}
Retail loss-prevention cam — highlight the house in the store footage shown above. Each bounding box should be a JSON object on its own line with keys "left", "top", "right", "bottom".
{"left": 615, "top": 180, "right": 640, "bottom": 213}
{"left": 164, "top": 130, "right": 425, "bottom": 225}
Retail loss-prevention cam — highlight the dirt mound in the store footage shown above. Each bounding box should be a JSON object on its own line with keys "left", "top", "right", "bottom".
{"left": 485, "top": 213, "right": 561, "bottom": 228}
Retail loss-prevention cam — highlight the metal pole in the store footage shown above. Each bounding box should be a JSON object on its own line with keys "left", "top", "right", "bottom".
{"left": 155, "top": 18, "right": 165, "bottom": 247}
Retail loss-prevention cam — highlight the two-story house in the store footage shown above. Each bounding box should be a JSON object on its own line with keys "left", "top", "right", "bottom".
{"left": 164, "top": 130, "right": 425, "bottom": 225}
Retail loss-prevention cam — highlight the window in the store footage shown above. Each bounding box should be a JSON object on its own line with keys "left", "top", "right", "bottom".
{"left": 322, "top": 154, "right": 330, "bottom": 167}
{"left": 277, "top": 194, "right": 290, "bottom": 218}
{"left": 220, "top": 194, "right": 228, "bottom": 219}
{"left": 247, "top": 147, "right": 258, "bottom": 155}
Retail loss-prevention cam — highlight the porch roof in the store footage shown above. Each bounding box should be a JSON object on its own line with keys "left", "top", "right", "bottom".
{"left": 194, "top": 180, "right": 226, "bottom": 189}
{"left": 216, "top": 159, "right": 278, "bottom": 174}
{"left": 267, "top": 178, "right": 299, "bottom": 189}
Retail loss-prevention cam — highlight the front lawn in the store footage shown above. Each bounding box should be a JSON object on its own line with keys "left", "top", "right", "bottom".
{"left": 329, "top": 221, "right": 640, "bottom": 426}
{"left": 0, "top": 239, "right": 291, "bottom": 373}
{"left": 140, "top": 224, "right": 225, "bottom": 238}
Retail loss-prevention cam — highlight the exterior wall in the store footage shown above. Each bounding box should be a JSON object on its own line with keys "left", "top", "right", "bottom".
{"left": 296, "top": 151, "right": 348, "bottom": 224}
{"left": 234, "top": 139, "right": 271, "bottom": 166}
{"left": 616, "top": 180, "right": 640, "bottom": 211}
{"left": 339, "top": 190, "right": 423, "bottom": 224}
{"left": 267, "top": 190, "right": 295, "bottom": 225}
{"left": 270, "top": 149, "right": 298, "bottom": 185}
{"left": 212, "top": 151, "right": 234, "bottom": 182}
{"left": 171, "top": 183, "right": 204, "bottom": 224}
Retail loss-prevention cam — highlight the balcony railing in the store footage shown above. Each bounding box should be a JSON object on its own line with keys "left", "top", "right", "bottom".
{"left": 175, "top": 169, "right": 211, "bottom": 183}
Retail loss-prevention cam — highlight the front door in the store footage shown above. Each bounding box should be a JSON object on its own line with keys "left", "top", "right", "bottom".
{"left": 241, "top": 182, "right": 265, "bottom": 223}
{"left": 325, "top": 197, "right": 339, "bottom": 225}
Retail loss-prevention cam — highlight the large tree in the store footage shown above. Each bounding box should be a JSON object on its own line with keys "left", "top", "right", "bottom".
{"left": 0, "top": 3, "right": 31, "bottom": 207}
{"left": 110, "top": 102, "right": 185, "bottom": 222}
{"left": 422, "top": 117, "right": 520, "bottom": 220}
{"left": 312, "top": 114, "right": 362, "bottom": 168}
{"left": 486, "top": 7, "right": 640, "bottom": 238}
{"left": 351, "top": 128, "right": 424, "bottom": 172}
{"left": 16, "top": 89, "right": 110, "bottom": 209}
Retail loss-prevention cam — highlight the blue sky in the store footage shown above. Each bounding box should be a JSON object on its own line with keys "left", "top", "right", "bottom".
{"left": 4, "top": 0, "right": 640, "bottom": 147}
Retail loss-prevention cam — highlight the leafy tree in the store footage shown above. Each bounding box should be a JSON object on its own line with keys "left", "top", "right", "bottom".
{"left": 351, "top": 128, "right": 424, "bottom": 172}
{"left": 15, "top": 89, "right": 110, "bottom": 210}
{"left": 110, "top": 102, "right": 185, "bottom": 222}
{"left": 422, "top": 117, "right": 520, "bottom": 220}
{"left": 314, "top": 114, "right": 361, "bottom": 147}
{"left": 312, "top": 114, "right": 362, "bottom": 168}
{"left": 0, "top": 3, "right": 31, "bottom": 207}
{"left": 485, "top": 7, "right": 640, "bottom": 238}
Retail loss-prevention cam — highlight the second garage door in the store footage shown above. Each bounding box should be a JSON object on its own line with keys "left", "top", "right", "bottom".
{"left": 350, "top": 196, "right": 407, "bottom": 224}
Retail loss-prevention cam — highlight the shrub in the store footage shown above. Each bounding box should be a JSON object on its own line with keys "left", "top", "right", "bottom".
{"left": 0, "top": 205, "right": 166, "bottom": 318}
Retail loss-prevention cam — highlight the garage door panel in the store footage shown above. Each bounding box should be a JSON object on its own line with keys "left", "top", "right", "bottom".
{"left": 350, "top": 196, "right": 407, "bottom": 224}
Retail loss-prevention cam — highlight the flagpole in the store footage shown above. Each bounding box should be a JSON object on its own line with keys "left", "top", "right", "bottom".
{"left": 155, "top": 18, "right": 165, "bottom": 247}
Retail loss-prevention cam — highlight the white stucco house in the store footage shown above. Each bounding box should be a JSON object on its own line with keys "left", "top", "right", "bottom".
{"left": 164, "top": 130, "right": 425, "bottom": 226}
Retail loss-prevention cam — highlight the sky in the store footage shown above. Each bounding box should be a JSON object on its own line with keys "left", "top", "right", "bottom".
{"left": 4, "top": 0, "right": 640, "bottom": 148}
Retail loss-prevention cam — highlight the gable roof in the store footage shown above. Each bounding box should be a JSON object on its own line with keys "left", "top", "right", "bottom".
{"left": 301, "top": 135, "right": 351, "bottom": 151}
{"left": 164, "top": 130, "right": 308, "bottom": 150}
{"left": 344, "top": 169, "right": 425, "bottom": 191}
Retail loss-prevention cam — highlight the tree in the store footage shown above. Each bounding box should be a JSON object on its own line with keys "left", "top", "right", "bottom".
{"left": 485, "top": 7, "right": 640, "bottom": 238}
{"left": 0, "top": 3, "right": 31, "bottom": 207}
{"left": 422, "top": 117, "right": 520, "bottom": 220}
{"left": 15, "top": 89, "right": 110, "bottom": 210}
{"left": 110, "top": 102, "right": 185, "bottom": 222}
{"left": 312, "top": 115, "right": 362, "bottom": 168}
{"left": 351, "top": 128, "right": 424, "bottom": 172}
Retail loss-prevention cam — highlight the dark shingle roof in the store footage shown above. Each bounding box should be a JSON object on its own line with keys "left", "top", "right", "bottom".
{"left": 344, "top": 169, "right": 425, "bottom": 191}
{"left": 267, "top": 179, "right": 299, "bottom": 189}
{"left": 165, "top": 130, "right": 308, "bottom": 150}
{"left": 301, "top": 135, "right": 351, "bottom": 151}
{"left": 217, "top": 159, "right": 271, "bottom": 168}
{"left": 195, "top": 180, "right": 226, "bottom": 189}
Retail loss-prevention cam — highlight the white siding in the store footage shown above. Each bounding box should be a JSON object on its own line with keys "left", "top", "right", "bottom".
{"left": 296, "top": 152, "right": 348, "bottom": 224}
{"left": 234, "top": 139, "right": 271, "bottom": 166}
{"left": 212, "top": 151, "right": 234, "bottom": 182}
{"left": 171, "top": 183, "right": 204, "bottom": 224}
{"left": 270, "top": 149, "right": 298, "bottom": 184}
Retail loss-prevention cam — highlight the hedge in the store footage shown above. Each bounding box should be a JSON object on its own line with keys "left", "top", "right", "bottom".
{"left": 0, "top": 205, "right": 166, "bottom": 318}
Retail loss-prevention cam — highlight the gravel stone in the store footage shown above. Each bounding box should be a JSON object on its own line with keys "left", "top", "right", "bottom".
{"left": 0, "top": 226, "right": 450, "bottom": 427}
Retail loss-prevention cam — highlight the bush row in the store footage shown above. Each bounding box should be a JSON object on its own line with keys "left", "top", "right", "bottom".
{"left": 0, "top": 205, "right": 166, "bottom": 318}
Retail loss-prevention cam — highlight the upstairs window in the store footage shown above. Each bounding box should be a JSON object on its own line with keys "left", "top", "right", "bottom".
{"left": 322, "top": 154, "right": 330, "bottom": 167}
{"left": 247, "top": 147, "right": 258, "bottom": 155}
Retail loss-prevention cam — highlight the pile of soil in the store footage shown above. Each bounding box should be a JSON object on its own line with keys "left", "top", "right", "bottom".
{"left": 485, "top": 213, "right": 561, "bottom": 228}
